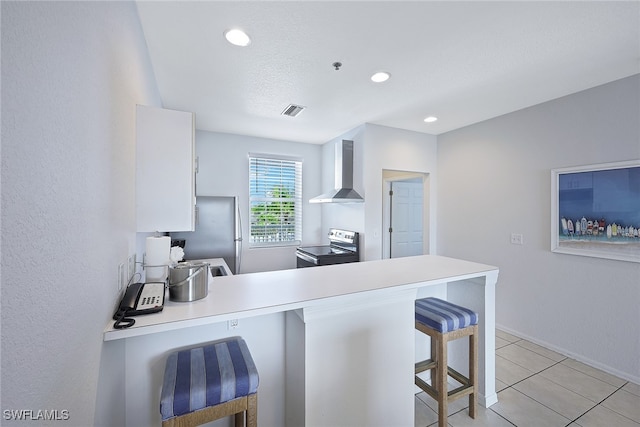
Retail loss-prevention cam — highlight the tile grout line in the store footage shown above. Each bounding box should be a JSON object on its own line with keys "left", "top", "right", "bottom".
{"left": 504, "top": 384, "right": 578, "bottom": 426}
{"left": 497, "top": 355, "right": 636, "bottom": 426}
{"left": 494, "top": 338, "right": 564, "bottom": 426}
{"left": 498, "top": 358, "right": 584, "bottom": 426}
{"left": 563, "top": 382, "right": 629, "bottom": 426}
{"left": 494, "top": 332, "right": 636, "bottom": 427}
{"left": 501, "top": 331, "right": 634, "bottom": 389}
{"left": 498, "top": 357, "right": 564, "bottom": 391}
{"left": 487, "top": 406, "right": 518, "bottom": 426}
{"left": 498, "top": 341, "right": 564, "bottom": 372}
{"left": 568, "top": 380, "right": 639, "bottom": 425}
{"left": 497, "top": 336, "right": 587, "bottom": 426}
{"left": 498, "top": 349, "right": 568, "bottom": 390}
{"left": 559, "top": 363, "right": 632, "bottom": 389}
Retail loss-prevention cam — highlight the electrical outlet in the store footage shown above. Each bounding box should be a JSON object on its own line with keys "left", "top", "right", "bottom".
{"left": 510, "top": 233, "right": 524, "bottom": 245}
{"left": 128, "top": 254, "right": 136, "bottom": 282}
{"left": 227, "top": 319, "right": 239, "bottom": 330}
{"left": 118, "top": 263, "right": 125, "bottom": 291}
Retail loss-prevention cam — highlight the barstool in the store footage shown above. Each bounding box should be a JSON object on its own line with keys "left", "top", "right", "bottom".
{"left": 415, "top": 297, "right": 478, "bottom": 427}
{"left": 160, "top": 337, "right": 259, "bottom": 427}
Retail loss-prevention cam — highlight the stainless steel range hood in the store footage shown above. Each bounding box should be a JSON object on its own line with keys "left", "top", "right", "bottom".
{"left": 310, "top": 140, "right": 364, "bottom": 203}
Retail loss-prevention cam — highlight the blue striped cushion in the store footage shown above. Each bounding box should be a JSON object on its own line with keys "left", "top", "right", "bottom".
{"left": 160, "top": 337, "right": 259, "bottom": 420}
{"left": 415, "top": 297, "right": 478, "bottom": 333}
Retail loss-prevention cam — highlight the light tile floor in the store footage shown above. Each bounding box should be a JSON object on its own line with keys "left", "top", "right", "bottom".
{"left": 415, "top": 329, "right": 640, "bottom": 427}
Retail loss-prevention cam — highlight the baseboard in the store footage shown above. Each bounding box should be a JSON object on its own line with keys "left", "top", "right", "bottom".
{"left": 496, "top": 323, "right": 639, "bottom": 385}
{"left": 480, "top": 392, "right": 498, "bottom": 408}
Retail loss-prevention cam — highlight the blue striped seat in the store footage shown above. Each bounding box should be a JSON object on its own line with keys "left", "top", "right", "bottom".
{"left": 415, "top": 297, "right": 478, "bottom": 333}
{"left": 160, "top": 337, "right": 259, "bottom": 421}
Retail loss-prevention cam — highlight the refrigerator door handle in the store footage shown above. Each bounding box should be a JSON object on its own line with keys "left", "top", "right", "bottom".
{"left": 235, "top": 203, "right": 243, "bottom": 274}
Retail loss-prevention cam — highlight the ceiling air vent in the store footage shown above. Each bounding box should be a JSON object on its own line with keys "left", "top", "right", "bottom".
{"left": 281, "top": 104, "right": 305, "bottom": 117}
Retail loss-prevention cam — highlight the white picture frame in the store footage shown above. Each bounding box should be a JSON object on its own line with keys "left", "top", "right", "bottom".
{"left": 551, "top": 160, "right": 640, "bottom": 263}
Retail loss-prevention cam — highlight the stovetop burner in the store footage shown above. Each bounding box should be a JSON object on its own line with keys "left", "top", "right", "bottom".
{"left": 297, "top": 245, "right": 352, "bottom": 257}
{"left": 296, "top": 228, "right": 360, "bottom": 267}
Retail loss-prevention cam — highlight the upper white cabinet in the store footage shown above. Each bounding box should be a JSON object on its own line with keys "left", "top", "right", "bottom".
{"left": 136, "top": 105, "right": 195, "bottom": 232}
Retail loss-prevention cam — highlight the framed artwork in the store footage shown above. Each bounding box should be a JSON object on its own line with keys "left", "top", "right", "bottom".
{"left": 551, "top": 160, "right": 640, "bottom": 263}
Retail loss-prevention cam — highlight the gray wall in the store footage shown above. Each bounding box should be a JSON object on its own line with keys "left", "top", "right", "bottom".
{"left": 1, "top": 2, "right": 160, "bottom": 426}
{"left": 438, "top": 75, "right": 640, "bottom": 382}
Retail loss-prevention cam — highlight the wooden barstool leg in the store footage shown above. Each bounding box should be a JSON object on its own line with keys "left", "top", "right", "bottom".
{"left": 247, "top": 394, "right": 258, "bottom": 427}
{"left": 234, "top": 411, "right": 244, "bottom": 427}
{"left": 469, "top": 326, "right": 478, "bottom": 418}
{"left": 437, "top": 333, "right": 448, "bottom": 427}
{"left": 430, "top": 334, "right": 437, "bottom": 390}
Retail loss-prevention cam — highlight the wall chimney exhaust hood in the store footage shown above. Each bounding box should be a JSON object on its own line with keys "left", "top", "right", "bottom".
{"left": 310, "top": 140, "right": 364, "bottom": 203}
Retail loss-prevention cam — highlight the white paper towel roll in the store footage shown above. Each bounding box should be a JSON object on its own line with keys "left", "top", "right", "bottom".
{"left": 145, "top": 236, "right": 170, "bottom": 282}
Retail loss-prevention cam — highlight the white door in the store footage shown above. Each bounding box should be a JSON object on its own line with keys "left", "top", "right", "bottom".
{"left": 390, "top": 180, "right": 423, "bottom": 258}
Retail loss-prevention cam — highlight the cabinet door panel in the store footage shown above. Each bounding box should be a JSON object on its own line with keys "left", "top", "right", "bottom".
{"left": 136, "top": 105, "right": 195, "bottom": 232}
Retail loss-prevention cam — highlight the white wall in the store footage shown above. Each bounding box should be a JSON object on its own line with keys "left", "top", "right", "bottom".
{"left": 437, "top": 75, "right": 640, "bottom": 382}
{"left": 319, "top": 124, "right": 438, "bottom": 261}
{"left": 362, "top": 124, "right": 438, "bottom": 260}
{"left": 195, "top": 130, "right": 322, "bottom": 272}
{"left": 318, "top": 126, "right": 367, "bottom": 242}
{"left": 1, "top": 2, "right": 160, "bottom": 426}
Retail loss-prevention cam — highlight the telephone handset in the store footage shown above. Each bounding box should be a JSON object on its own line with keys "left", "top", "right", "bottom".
{"left": 113, "top": 282, "right": 165, "bottom": 329}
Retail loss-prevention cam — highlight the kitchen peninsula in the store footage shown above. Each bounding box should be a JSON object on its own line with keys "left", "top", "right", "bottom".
{"left": 104, "top": 255, "right": 499, "bottom": 427}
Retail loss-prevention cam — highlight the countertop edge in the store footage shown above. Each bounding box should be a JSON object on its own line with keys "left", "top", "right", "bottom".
{"left": 104, "top": 255, "right": 499, "bottom": 341}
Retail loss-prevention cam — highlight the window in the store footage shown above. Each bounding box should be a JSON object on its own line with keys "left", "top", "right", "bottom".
{"left": 249, "top": 153, "right": 302, "bottom": 246}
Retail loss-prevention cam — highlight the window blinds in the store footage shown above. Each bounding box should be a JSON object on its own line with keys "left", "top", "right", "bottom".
{"left": 249, "top": 154, "right": 302, "bottom": 245}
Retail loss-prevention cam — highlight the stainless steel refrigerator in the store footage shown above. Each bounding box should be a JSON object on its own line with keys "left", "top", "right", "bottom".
{"left": 170, "top": 196, "right": 242, "bottom": 274}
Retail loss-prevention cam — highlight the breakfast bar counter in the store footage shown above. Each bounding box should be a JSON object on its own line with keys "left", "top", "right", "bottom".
{"left": 104, "top": 255, "right": 499, "bottom": 427}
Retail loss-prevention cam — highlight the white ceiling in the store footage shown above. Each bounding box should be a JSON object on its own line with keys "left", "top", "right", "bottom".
{"left": 135, "top": 1, "right": 640, "bottom": 144}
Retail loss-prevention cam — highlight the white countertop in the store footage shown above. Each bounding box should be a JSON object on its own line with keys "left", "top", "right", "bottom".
{"left": 103, "top": 255, "right": 498, "bottom": 341}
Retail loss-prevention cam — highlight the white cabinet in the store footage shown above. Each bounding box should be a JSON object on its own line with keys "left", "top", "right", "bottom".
{"left": 136, "top": 105, "right": 195, "bottom": 232}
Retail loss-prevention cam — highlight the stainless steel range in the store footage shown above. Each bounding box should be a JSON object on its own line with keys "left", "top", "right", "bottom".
{"left": 296, "top": 228, "right": 360, "bottom": 268}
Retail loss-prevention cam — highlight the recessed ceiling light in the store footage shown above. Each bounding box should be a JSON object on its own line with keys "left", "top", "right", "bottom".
{"left": 371, "top": 72, "right": 391, "bottom": 83}
{"left": 424, "top": 116, "right": 438, "bottom": 123}
{"left": 224, "top": 29, "right": 251, "bottom": 47}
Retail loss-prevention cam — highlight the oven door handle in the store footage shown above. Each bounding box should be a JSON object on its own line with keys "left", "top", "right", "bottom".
{"left": 296, "top": 251, "right": 317, "bottom": 264}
